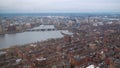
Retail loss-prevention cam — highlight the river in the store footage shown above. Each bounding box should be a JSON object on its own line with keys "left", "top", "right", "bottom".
{"left": 0, "top": 30, "right": 65, "bottom": 49}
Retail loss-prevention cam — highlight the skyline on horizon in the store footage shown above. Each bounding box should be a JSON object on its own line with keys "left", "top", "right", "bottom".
{"left": 0, "top": 0, "right": 120, "bottom": 13}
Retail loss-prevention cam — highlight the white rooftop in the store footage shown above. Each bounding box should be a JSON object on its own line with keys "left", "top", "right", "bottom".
{"left": 16, "top": 59, "right": 22, "bottom": 63}
{"left": 36, "top": 57, "right": 46, "bottom": 61}
{"left": 86, "top": 65, "right": 99, "bottom": 68}
{"left": 30, "top": 44, "right": 37, "bottom": 47}
{"left": 0, "top": 51, "right": 6, "bottom": 55}
{"left": 61, "top": 30, "right": 73, "bottom": 36}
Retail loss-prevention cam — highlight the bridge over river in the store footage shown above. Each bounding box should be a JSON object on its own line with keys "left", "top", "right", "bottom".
{"left": 26, "top": 25, "right": 56, "bottom": 31}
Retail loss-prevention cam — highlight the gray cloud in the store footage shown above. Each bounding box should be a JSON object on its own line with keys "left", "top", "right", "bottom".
{"left": 0, "top": 0, "right": 120, "bottom": 13}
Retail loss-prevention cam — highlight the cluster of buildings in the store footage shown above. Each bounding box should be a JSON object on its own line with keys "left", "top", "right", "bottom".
{"left": 0, "top": 14, "right": 120, "bottom": 34}
{"left": 0, "top": 16, "right": 42, "bottom": 34}
{"left": 0, "top": 14, "right": 120, "bottom": 68}
{"left": 0, "top": 22, "right": 41, "bottom": 34}
{"left": 0, "top": 21, "right": 120, "bottom": 68}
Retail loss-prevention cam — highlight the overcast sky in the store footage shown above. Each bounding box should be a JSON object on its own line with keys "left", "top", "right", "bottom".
{"left": 0, "top": 0, "right": 120, "bottom": 13}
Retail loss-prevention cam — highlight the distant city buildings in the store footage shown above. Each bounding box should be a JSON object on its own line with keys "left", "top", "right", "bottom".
{"left": 0, "top": 14, "right": 120, "bottom": 34}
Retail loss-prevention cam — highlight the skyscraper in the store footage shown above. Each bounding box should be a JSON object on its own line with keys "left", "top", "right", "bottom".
{"left": 0, "top": 24, "right": 4, "bottom": 35}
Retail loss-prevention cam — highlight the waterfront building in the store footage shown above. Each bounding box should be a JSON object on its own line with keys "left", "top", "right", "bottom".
{"left": 0, "top": 24, "right": 5, "bottom": 34}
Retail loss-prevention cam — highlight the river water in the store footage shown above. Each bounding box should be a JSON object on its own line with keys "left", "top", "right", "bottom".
{"left": 0, "top": 30, "right": 65, "bottom": 49}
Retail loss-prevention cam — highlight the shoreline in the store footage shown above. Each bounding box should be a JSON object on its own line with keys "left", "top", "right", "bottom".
{"left": 0, "top": 37, "right": 63, "bottom": 50}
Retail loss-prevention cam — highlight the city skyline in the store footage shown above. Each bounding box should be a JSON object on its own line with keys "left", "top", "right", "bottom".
{"left": 0, "top": 0, "right": 120, "bottom": 13}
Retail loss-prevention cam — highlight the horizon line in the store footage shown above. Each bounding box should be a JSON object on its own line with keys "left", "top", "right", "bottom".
{"left": 0, "top": 12, "right": 120, "bottom": 14}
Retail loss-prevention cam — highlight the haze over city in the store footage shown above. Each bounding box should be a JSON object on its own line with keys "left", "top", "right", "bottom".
{"left": 0, "top": 0, "right": 120, "bottom": 68}
{"left": 0, "top": 0, "right": 120, "bottom": 13}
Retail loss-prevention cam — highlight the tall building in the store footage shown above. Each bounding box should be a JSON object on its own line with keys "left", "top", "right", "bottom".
{"left": 0, "top": 24, "right": 5, "bottom": 35}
